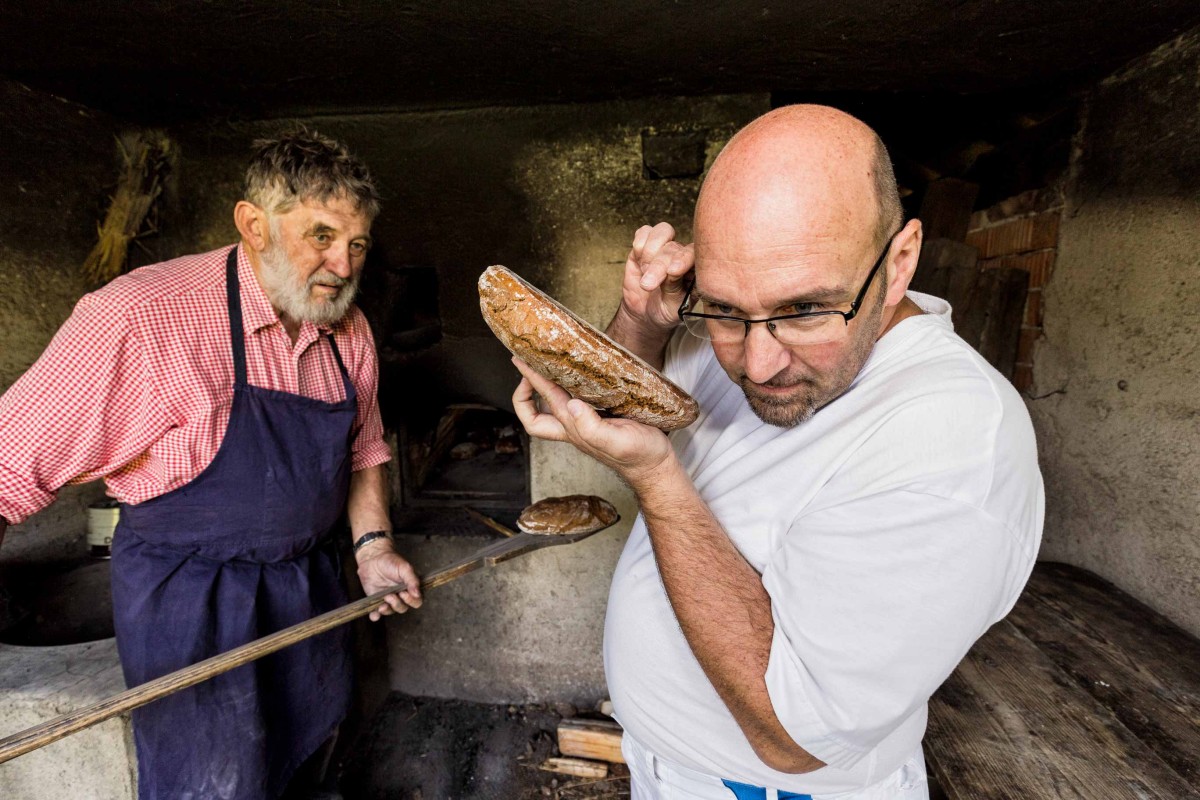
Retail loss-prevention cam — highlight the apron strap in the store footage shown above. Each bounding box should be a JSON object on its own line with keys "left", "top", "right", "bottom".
{"left": 225, "top": 246, "right": 249, "bottom": 387}
{"left": 324, "top": 332, "right": 357, "bottom": 403}
{"left": 225, "top": 243, "right": 355, "bottom": 403}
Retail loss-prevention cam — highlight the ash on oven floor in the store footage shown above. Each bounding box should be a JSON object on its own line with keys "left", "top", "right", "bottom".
{"left": 337, "top": 692, "right": 629, "bottom": 800}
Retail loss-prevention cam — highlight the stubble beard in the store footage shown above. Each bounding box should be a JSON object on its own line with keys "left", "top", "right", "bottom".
{"left": 737, "top": 286, "right": 887, "bottom": 428}
{"left": 258, "top": 239, "right": 360, "bottom": 327}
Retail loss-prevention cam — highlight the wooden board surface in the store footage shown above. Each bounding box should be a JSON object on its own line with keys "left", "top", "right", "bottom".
{"left": 926, "top": 563, "right": 1200, "bottom": 800}
{"left": 558, "top": 719, "right": 626, "bottom": 764}
{"left": 1012, "top": 564, "right": 1200, "bottom": 786}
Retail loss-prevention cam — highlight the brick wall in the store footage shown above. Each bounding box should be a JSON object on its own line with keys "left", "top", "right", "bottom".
{"left": 966, "top": 190, "right": 1063, "bottom": 391}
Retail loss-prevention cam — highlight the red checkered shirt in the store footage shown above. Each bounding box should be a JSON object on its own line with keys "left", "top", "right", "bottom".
{"left": 0, "top": 244, "right": 391, "bottom": 525}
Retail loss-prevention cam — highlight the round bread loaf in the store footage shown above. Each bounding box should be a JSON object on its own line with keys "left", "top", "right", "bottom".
{"left": 517, "top": 495, "right": 620, "bottom": 536}
{"left": 478, "top": 265, "right": 699, "bottom": 432}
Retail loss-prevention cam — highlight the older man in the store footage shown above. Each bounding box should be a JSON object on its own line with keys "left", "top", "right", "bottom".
{"left": 0, "top": 131, "right": 420, "bottom": 799}
{"left": 513, "top": 105, "right": 1043, "bottom": 799}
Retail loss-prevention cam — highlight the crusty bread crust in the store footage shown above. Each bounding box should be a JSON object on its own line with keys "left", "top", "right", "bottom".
{"left": 478, "top": 265, "right": 699, "bottom": 432}
{"left": 517, "top": 494, "right": 620, "bottom": 535}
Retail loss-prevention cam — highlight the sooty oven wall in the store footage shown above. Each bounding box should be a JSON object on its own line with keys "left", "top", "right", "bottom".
{"left": 160, "top": 94, "right": 769, "bottom": 703}
{"left": 1032, "top": 25, "right": 1200, "bottom": 637}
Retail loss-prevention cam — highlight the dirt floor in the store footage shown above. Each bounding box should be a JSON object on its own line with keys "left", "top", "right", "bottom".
{"left": 336, "top": 693, "right": 630, "bottom": 800}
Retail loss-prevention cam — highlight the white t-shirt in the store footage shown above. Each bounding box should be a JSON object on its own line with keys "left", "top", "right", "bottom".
{"left": 604, "top": 291, "right": 1044, "bottom": 795}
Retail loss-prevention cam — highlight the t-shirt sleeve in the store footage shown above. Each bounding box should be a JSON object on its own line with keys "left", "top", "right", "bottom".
{"left": 662, "top": 326, "right": 709, "bottom": 395}
{"left": 761, "top": 490, "right": 1028, "bottom": 771}
{"left": 345, "top": 315, "right": 391, "bottom": 472}
{"left": 0, "top": 294, "right": 171, "bottom": 524}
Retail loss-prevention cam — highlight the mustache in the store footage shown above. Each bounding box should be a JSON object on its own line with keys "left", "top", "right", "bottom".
{"left": 307, "top": 270, "right": 350, "bottom": 290}
{"left": 739, "top": 374, "right": 810, "bottom": 390}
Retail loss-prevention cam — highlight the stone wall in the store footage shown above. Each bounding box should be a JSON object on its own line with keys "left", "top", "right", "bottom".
{"left": 0, "top": 80, "right": 119, "bottom": 564}
{"left": 1032, "top": 26, "right": 1200, "bottom": 635}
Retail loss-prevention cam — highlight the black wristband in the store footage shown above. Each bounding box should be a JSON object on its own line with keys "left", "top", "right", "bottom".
{"left": 353, "top": 530, "right": 392, "bottom": 554}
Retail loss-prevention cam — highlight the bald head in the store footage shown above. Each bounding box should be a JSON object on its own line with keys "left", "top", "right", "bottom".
{"left": 696, "top": 105, "right": 901, "bottom": 254}
{"left": 687, "top": 106, "right": 915, "bottom": 428}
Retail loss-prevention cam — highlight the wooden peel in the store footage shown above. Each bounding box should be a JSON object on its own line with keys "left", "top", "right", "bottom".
{"left": 0, "top": 499, "right": 619, "bottom": 765}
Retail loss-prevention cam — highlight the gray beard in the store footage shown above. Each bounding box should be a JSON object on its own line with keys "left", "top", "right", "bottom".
{"left": 739, "top": 379, "right": 821, "bottom": 428}
{"left": 258, "top": 241, "right": 359, "bottom": 327}
{"left": 738, "top": 282, "right": 887, "bottom": 428}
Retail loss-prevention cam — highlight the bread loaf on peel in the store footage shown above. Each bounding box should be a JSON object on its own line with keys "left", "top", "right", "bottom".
{"left": 517, "top": 495, "right": 620, "bottom": 535}
{"left": 478, "top": 265, "right": 699, "bottom": 432}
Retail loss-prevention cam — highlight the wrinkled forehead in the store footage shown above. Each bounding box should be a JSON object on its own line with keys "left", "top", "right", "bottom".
{"left": 275, "top": 196, "right": 374, "bottom": 236}
{"left": 692, "top": 211, "right": 878, "bottom": 311}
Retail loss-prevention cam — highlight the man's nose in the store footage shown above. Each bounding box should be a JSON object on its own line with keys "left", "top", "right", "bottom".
{"left": 742, "top": 323, "right": 790, "bottom": 385}
{"left": 324, "top": 244, "right": 354, "bottom": 279}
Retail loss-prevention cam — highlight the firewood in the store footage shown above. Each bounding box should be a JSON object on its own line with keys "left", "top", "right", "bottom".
{"left": 557, "top": 718, "right": 625, "bottom": 764}
{"left": 539, "top": 757, "right": 608, "bottom": 779}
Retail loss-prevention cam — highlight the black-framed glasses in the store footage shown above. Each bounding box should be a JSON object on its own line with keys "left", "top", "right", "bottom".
{"left": 677, "top": 230, "right": 899, "bottom": 346}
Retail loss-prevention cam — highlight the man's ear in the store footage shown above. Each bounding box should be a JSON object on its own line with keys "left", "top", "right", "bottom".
{"left": 234, "top": 201, "right": 270, "bottom": 252}
{"left": 885, "top": 218, "right": 923, "bottom": 306}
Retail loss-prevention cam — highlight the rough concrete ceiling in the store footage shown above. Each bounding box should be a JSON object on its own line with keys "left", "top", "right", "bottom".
{"left": 3, "top": 1, "right": 1199, "bottom": 121}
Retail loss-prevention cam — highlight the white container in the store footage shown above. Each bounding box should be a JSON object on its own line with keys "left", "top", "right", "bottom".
{"left": 86, "top": 504, "right": 120, "bottom": 558}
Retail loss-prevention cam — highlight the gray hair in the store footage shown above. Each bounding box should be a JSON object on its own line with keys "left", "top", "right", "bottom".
{"left": 244, "top": 128, "right": 381, "bottom": 219}
{"left": 871, "top": 134, "right": 903, "bottom": 249}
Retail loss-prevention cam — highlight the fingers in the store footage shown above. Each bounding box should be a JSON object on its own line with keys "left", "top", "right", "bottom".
{"left": 638, "top": 241, "right": 693, "bottom": 293}
{"left": 633, "top": 222, "right": 675, "bottom": 261}
{"left": 364, "top": 554, "right": 423, "bottom": 622}
{"left": 369, "top": 596, "right": 402, "bottom": 623}
{"left": 630, "top": 222, "right": 690, "bottom": 292}
{"left": 516, "top": 363, "right": 618, "bottom": 456}
{"left": 510, "top": 359, "right": 674, "bottom": 485}
{"left": 369, "top": 595, "right": 401, "bottom": 622}
{"left": 659, "top": 243, "right": 694, "bottom": 296}
{"left": 511, "top": 360, "right": 572, "bottom": 442}
{"left": 389, "top": 559, "right": 422, "bottom": 609}
{"left": 631, "top": 224, "right": 654, "bottom": 255}
{"left": 563, "top": 397, "right": 616, "bottom": 452}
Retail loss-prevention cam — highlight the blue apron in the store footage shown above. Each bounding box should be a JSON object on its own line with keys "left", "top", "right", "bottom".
{"left": 111, "top": 245, "right": 357, "bottom": 800}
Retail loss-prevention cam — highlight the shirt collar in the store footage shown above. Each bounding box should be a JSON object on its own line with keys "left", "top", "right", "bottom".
{"left": 235, "top": 245, "right": 335, "bottom": 338}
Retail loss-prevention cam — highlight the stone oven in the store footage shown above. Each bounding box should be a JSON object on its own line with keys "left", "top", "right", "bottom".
{"left": 3, "top": 4, "right": 1200, "bottom": 798}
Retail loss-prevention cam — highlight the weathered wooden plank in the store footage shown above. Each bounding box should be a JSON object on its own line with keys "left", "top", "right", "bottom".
{"left": 927, "top": 619, "right": 1200, "bottom": 800}
{"left": 949, "top": 266, "right": 990, "bottom": 350}
{"left": 909, "top": 238, "right": 977, "bottom": 301}
{"left": 975, "top": 267, "right": 1028, "bottom": 378}
{"left": 1010, "top": 563, "right": 1200, "bottom": 789}
{"left": 928, "top": 621, "right": 1096, "bottom": 800}
{"left": 919, "top": 178, "right": 981, "bottom": 243}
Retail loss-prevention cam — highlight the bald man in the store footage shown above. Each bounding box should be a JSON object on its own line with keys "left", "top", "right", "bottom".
{"left": 513, "top": 106, "right": 1043, "bottom": 800}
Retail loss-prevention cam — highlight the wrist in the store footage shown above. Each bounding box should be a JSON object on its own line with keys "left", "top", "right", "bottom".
{"left": 353, "top": 530, "right": 394, "bottom": 561}
{"left": 625, "top": 449, "right": 683, "bottom": 498}
{"left": 611, "top": 302, "right": 676, "bottom": 350}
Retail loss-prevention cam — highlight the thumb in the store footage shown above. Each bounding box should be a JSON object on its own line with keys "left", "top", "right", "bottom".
{"left": 567, "top": 399, "right": 618, "bottom": 451}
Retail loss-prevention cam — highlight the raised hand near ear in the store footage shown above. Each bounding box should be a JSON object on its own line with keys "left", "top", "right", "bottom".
{"left": 619, "top": 222, "right": 695, "bottom": 333}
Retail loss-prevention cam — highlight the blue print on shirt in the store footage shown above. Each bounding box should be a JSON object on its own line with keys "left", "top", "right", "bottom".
{"left": 721, "top": 778, "right": 812, "bottom": 800}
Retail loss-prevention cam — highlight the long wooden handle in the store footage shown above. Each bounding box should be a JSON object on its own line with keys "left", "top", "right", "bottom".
{"left": 0, "top": 526, "right": 607, "bottom": 765}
